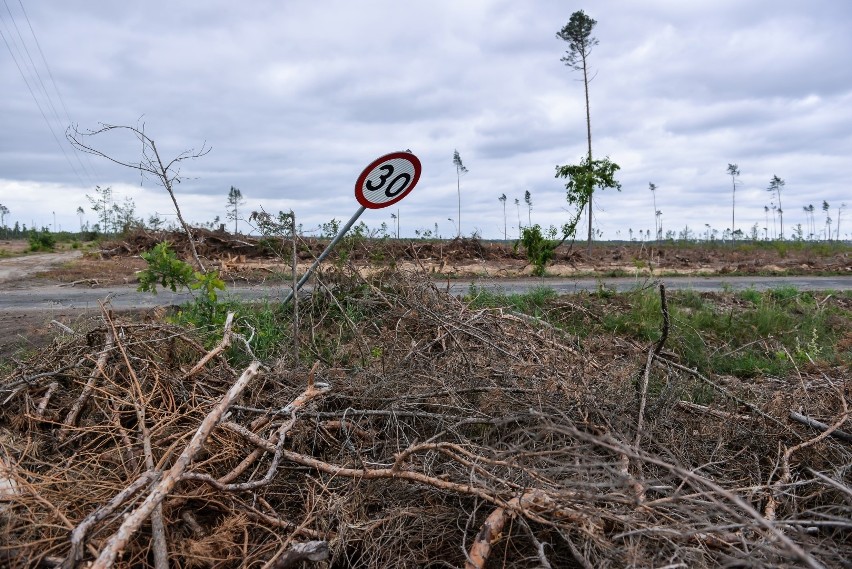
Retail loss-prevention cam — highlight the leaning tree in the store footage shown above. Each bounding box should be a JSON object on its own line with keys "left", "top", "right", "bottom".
{"left": 67, "top": 122, "right": 211, "bottom": 270}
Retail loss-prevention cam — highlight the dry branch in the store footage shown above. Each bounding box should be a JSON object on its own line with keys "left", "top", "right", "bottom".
{"left": 465, "top": 497, "right": 518, "bottom": 569}
{"left": 183, "top": 312, "right": 235, "bottom": 378}
{"left": 62, "top": 472, "right": 158, "bottom": 569}
{"left": 89, "top": 361, "right": 260, "bottom": 569}
{"left": 789, "top": 411, "right": 852, "bottom": 444}
{"left": 2, "top": 271, "right": 850, "bottom": 568}
{"left": 270, "top": 541, "right": 329, "bottom": 569}
{"left": 59, "top": 328, "right": 114, "bottom": 441}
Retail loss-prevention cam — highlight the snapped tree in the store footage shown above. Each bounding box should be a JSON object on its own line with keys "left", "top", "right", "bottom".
{"left": 452, "top": 150, "right": 468, "bottom": 238}
{"left": 649, "top": 183, "right": 659, "bottom": 241}
{"left": 557, "top": 10, "right": 599, "bottom": 251}
{"left": 514, "top": 198, "right": 522, "bottom": 234}
{"left": 767, "top": 175, "right": 785, "bottom": 240}
{"left": 226, "top": 186, "right": 245, "bottom": 234}
{"left": 498, "top": 193, "right": 507, "bottom": 240}
{"left": 76, "top": 206, "right": 85, "bottom": 232}
{"left": 727, "top": 164, "right": 740, "bottom": 243}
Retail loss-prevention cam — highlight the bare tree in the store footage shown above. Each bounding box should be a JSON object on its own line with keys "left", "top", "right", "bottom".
{"left": 67, "top": 122, "right": 210, "bottom": 271}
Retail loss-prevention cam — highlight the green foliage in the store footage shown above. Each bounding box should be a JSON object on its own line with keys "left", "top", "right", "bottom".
{"left": 556, "top": 10, "right": 598, "bottom": 71}
{"left": 321, "top": 218, "right": 341, "bottom": 239}
{"left": 138, "top": 242, "right": 196, "bottom": 293}
{"left": 28, "top": 230, "right": 56, "bottom": 251}
{"left": 475, "top": 285, "right": 851, "bottom": 379}
{"left": 138, "top": 242, "right": 225, "bottom": 316}
{"left": 250, "top": 209, "right": 295, "bottom": 259}
{"left": 555, "top": 156, "right": 621, "bottom": 238}
{"left": 191, "top": 269, "right": 226, "bottom": 304}
{"left": 739, "top": 287, "right": 762, "bottom": 304}
{"left": 465, "top": 285, "right": 556, "bottom": 317}
{"left": 518, "top": 225, "right": 559, "bottom": 276}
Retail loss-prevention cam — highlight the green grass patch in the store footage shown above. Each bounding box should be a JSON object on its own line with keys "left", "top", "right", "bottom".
{"left": 467, "top": 284, "right": 852, "bottom": 380}
{"left": 465, "top": 285, "right": 557, "bottom": 317}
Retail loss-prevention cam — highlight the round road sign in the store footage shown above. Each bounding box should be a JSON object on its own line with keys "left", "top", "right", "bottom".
{"left": 355, "top": 151, "right": 422, "bottom": 209}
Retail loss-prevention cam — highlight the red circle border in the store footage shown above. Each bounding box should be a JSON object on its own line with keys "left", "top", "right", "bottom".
{"left": 355, "top": 151, "right": 422, "bottom": 209}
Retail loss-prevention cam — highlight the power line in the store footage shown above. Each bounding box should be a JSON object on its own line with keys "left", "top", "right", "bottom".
{"left": 0, "top": 2, "right": 91, "bottom": 187}
{"left": 15, "top": 0, "right": 97, "bottom": 182}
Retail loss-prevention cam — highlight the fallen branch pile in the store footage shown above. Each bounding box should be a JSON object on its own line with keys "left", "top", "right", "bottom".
{"left": 1, "top": 273, "right": 850, "bottom": 567}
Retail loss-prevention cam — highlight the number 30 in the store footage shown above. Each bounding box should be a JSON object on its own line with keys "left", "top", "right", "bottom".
{"left": 366, "top": 164, "right": 411, "bottom": 198}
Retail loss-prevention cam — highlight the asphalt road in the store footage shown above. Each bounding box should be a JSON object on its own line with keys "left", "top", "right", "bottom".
{"left": 1, "top": 275, "right": 850, "bottom": 312}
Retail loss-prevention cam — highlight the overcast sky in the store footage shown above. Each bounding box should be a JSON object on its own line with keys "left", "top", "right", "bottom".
{"left": 1, "top": 1, "right": 851, "bottom": 241}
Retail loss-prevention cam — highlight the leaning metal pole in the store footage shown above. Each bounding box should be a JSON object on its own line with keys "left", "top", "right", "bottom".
{"left": 281, "top": 205, "right": 367, "bottom": 305}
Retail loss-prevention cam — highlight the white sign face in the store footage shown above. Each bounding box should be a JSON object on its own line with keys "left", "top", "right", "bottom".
{"left": 355, "top": 151, "right": 422, "bottom": 209}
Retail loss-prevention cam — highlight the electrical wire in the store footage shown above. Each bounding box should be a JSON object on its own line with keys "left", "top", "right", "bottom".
{"left": 0, "top": 1, "right": 91, "bottom": 187}
{"left": 15, "top": 0, "right": 98, "bottom": 182}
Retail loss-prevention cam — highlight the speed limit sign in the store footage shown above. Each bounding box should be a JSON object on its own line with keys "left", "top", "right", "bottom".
{"left": 355, "top": 151, "right": 422, "bottom": 209}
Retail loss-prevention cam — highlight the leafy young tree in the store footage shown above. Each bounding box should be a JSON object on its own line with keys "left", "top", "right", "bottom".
{"left": 226, "top": 186, "right": 245, "bottom": 234}
{"left": 767, "top": 175, "right": 785, "bottom": 239}
{"left": 524, "top": 190, "right": 532, "bottom": 227}
{"left": 557, "top": 10, "right": 599, "bottom": 249}
{"left": 452, "top": 150, "right": 468, "bottom": 238}
{"left": 555, "top": 156, "right": 621, "bottom": 243}
{"left": 727, "top": 164, "right": 740, "bottom": 243}
{"left": 520, "top": 158, "right": 621, "bottom": 276}
{"left": 498, "top": 193, "right": 507, "bottom": 240}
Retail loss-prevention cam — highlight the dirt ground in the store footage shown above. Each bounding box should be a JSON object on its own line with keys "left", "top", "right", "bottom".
{"left": 3, "top": 231, "right": 851, "bottom": 288}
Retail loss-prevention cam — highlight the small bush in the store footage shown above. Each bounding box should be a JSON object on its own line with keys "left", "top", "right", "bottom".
{"left": 28, "top": 231, "right": 56, "bottom": 251}
{"left": 518, "top": 225, "right": 558, "bottom": 277}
